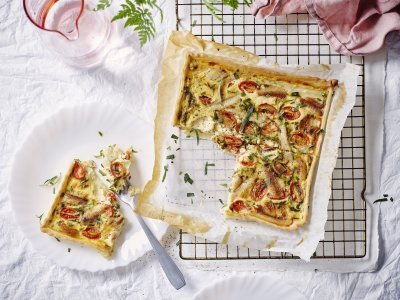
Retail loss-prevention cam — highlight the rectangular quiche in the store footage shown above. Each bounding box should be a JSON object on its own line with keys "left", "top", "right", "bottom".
{"left": 173, "top": 53, "right": 337, "bottom": 230}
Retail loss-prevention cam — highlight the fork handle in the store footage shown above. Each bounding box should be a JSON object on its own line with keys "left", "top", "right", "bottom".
{"left": 135, "top": 214, "right": 186, "bottom": 290}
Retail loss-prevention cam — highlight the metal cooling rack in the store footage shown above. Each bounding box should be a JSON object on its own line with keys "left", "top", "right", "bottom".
{"left": 175, "top": 1, "right": 366, "bottom": 260}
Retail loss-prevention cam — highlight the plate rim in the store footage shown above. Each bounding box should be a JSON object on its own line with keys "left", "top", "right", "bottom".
{"left": 8, "top": 101, "right": 169, "bottom": 272}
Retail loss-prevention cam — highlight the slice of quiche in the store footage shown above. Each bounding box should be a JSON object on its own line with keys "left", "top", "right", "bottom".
{"left": 41, "top": 160, "right": 125, "bottom": 258}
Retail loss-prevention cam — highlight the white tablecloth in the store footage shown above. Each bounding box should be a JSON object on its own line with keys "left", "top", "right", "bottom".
{"left": 1, "top": 1, "right": 399, "bottom": 299}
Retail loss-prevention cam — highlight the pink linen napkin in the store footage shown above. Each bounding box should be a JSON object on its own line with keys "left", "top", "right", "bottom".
{"left": 252, "top": 0, "right": 400, "bottom": 55}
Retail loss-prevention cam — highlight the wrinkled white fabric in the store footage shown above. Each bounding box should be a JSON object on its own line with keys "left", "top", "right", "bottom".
{"left": 0, "top": 0, "right": 399, "bottom": 299}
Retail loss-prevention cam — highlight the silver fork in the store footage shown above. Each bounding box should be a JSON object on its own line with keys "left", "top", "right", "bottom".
{"left": 116, "top": 184, "right": 186, "bottom": 290}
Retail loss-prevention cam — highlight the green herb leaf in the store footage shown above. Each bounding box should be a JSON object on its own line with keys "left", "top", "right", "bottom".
{"left": 98, "top": 131, "right": 103, "bottom": 136}
{"left": 36, "top": 213, "right": 44, "bottom": 224}
{"left": 55, "top": 237, "right": 61, "bottom": 242}
{"left": 162, "top": 165, "right": 169, "bottom": 183}
{"left": 171, "top": 134, "right": 179, "bottom": 142}
{"left": 94, "top": 0, "right": 113, "bottom": 11}
{"left": 94, "top": 149, "right": 104, "bottom": 158}
{"left": 187, "top": 192, "right": 195, "bottom": 197}
{"left": 233, "top": 70, "right": 239, "bottom": 79}
{"left": 191, "top": 19, "right": 197, "bottom": 27}
{"left": 41, "top": 173, "right": 61, "bottom": 187}
{"left": 191, "top": 129, "right": 200, "bottom": 145}
{"left": 219, "top": 198, "right": 226, "bottom": 207}
{"left": 373, "top": 198, "right": 388, "bottom": 204}
{"left": 176, "top": 240, "right": 181, "bottom": 246}
{"left": 68, "top": 248, "right": 71, "bottom": 253}
{"left": 204, "top": 162, "right": 215, "bottom": 175}
{"left": 239, "top": 104, "right": 255, "bottom": 133}
{"left": 184, "top": 173, "right": 193, "bottom": 185}
{"left": 166, "top": 154, "right": 175, "bottom": 160}
{"left": 291, "top": 92, "right": 300, "bottom": 97}
{"left": 111, "top": 0, "right": 163, "bottom": 47}
{"left": 220, "top": 183, "right": 228, "bottom": 188}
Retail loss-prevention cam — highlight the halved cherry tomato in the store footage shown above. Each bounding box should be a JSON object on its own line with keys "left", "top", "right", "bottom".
{"left": 110, "top": 162, "right": 126, "bottom": 178}
{"left": 281, "top": 106, "right": 301, "bottom": 120}
{"left": 291, "top": 131, "right": 310, "bottom": 147}
{"left": 300, "top": 97, "right": 324, "bottom": 109}
{"left": 218, "top": 110, "right": 237, "bottom": 129}
{"left": 105, "top": 206, "right": 114, "bottom": 217}
{"left": 72, "top": 161, "right": 86, "bottom": 180}
{"left": 60, "top": 223, "right": 78, "bottom": 236}
{"left": 251, "top": 179, "right": 268, "bottom": 201}
{"left": 240, "top": 160, "right": 255, "bottom": 167}
{"left": 60, "top": 207, "right": 80, "bottom": 220}
{"left": 106, "top": 191, "right": 117, "bottom": 202}
{"left": 199, "top": 95, "right": 212, "bottom": 105}
{"left": 239, "top": 81, "right": 258, "bottom": 93}
{"left": 235, "top": 121, "right": 258, "bottom": 135}
{"left": 82, "top": 226, "right": 101, "bottom": 239}
{"left": 258, "top": 103, "right": 277, "bottom": 116}
{"left": 272, "top": 162, "right": 290, "bottom": 177}
{"left": 299, "top": 115, "right": 321, "bottom": 134}
{"left": 261, "top": 121, "right": 278, "bottom": 136}
{"left": 224, "top": 136, "right": 243, "bottom": 153}
{"left": 265, "top": 169, "right": 289, "bottom": 200}
{"left": 260, "top": 143, "right": 278, "bottom": 151}
{"left": 231, "top": 200, "right": 248, "bottom": 213}
{"left": 291, "top": 182, "right": 304, "bottom": 203}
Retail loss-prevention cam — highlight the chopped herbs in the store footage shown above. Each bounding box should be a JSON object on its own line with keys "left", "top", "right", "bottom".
{"left": 166, "top": 154, "right": 175, "bottom": 160}
{"left": 187, "top": 192, "right": 195, "bottom": 197}
{"left": 55, "top": 237, "right": 60, "bottom": 242}
{"left": 176, "top": 148, "right": 181, "bottom": 151}
{"left": 162, "top": 165, "right": 169, "bottom": 183}
{"left": 239, "top": 104, "right": 255, "bottom": 133}
{"left": 36, "top": 213, "right": 44, "bottom": 224}
{"left": 191, "top": 19, "right": 197, "bottom": 27}
{"left": 241, "top": 92, "right": 246, "bottom": 97}
{"left": 94, "top": 149, "right": 104, "bottom": 158}
{"left": 220, "top": 183, "right": 228, "bottom": 188}
{"left": 373, "top": 198, "right": 388, "bottom": 204}
{"left": 233, "top": 70, "right": 240, "bottom": 79}
{"left": 41, "top": 173, "right": 61, "bottom": 187}
{"left": 191, "top": 129, "right": 200, "bottom": 145}
{"left": 171, "top": 134, "right": 179, "bottom": 143}
{"left": 219, "top": 199, "right": 226, "bottom": 207}
{"left": 204, "top": 162, "right": 215, "bottom": 175}
{"left": 383, "top": 194, "right": 388, "bottom": 197}
{"left": 98, "top": 131, "right": 103, "bottom": 136}
{"left": 167, "top": 146, "right": 171, "bottom": 150}
{"left": 99, "top": 170, "right": 106, "bottom": 176}
{"left": 291, "top": 92, "right": 300, "bottom": 96}
{"left": 68, "top": 248, "right": 71, "bottom": 253}
{"left": 183, "top": 173, "right": 193, "bottom": 185}
{"left": 265, "top": 178, "right": 271, "bottom": 186}
{"left": 176, "top": 240, "right": 181, "bottom": 246}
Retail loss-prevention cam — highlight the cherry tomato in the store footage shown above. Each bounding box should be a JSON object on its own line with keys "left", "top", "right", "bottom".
{"left": 72, "top": 161, "right": 86, "bottom": 180}
{"left": 60, "top": 207, "right": 80, "bottom": 220}
{"left": 231, "top": 200, "right": 247, "bottom": 213}
{"left": 60, "top": 223, "right": 78, "bottom": 236}
{"left": 291, "top": 131, "right": 311, "bottom": 147}
{"left": 251, "top": 179, "right": 268, "bottom": 201}
{"left": 199, "top": 95, "right": 212, "bottom": 105}
{"left": 110, "top": 162, "right": 126, "bottom": 178}
{"left": 82, "top": 226, "right": 101, "bottom": 239}
{"left": 224, "top": 136, "right": 243, "bottom": 153}
{"left": 106, "top": 191, "right": 117, "bottom": 202}
{"left": 291, "top": 182, "right": 304, "bottom": 203}
{"left": 258, "top": 103, "right": 277, "bottom": 116}
{"left": 300, "top": 97, "right": 324, "bottom": 109}
{"left": 105, "top": 206, "right": 114, "bottom": 217}
{"left": 299, "top": 115, "right": 321, "bottom": 134}
{"left": 272, "top": 162, "right": 290, "bottom": 176}
{"left": 261, "top": 121, "right": 278, "bottom": 136}
{"left": 218, "top": 110, "right": 237, "bottom": 129}
{"left": 235, "top": 121, "right": 258, "bottom": 135}
{"left": 281, "top": 106, "right": 301, "bottom": 121}
{"left": 240, "top": 160, "right": 255, "bottom": 167}
{"left": 238, "top": 81, "right": 258, "bottom": 93}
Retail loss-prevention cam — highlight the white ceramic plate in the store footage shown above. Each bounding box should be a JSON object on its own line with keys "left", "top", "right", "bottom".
{"left": 192, "top": 274, "right": 307, "bottom": 300}
{"left": 9, "top": 102, "right": 168, "bottom": 272}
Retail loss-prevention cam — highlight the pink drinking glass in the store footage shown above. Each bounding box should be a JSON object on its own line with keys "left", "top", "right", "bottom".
{"left": 23, "top": 0, "right": 113, "bottom": 66}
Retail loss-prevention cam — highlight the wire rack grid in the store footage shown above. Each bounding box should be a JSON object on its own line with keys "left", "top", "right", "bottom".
{"left": 175, "top": 1, "right": 366, "bottom": 260}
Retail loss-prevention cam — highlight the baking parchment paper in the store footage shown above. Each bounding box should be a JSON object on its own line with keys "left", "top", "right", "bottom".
{"left": 136, "top": 31, "right": 360, "bottom": 261}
